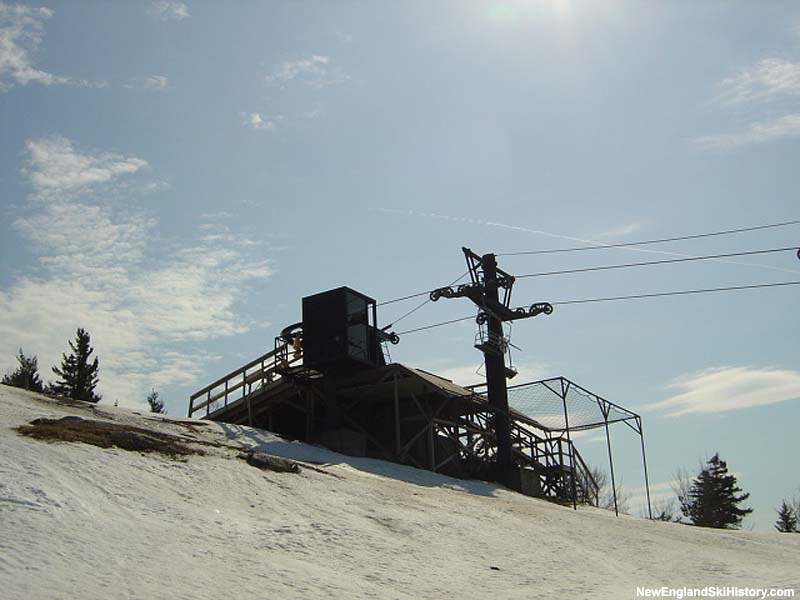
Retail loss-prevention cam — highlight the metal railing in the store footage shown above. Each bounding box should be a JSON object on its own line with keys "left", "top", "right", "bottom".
{"left": 510, "top": 420, "right": 599, "bottom": 505}
{"left": 572, "top": 445, "right": 600, "bottom": 505}
{"left": 188, "top": 339, "right": 302, "bottom": 418}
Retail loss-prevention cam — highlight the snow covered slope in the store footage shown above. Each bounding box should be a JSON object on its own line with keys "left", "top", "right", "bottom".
{"left": 1, "top": 385, "right": 798, "bottom": 600}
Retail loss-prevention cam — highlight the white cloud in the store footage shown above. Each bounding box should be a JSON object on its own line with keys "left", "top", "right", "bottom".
{"left": 245, "top": 112, "right": 276, "bottom": 131}
{"left": 123, "top": 75, "right": 169, "bottom": 91}
{"left": 142, "top": 180, "right": 170, "bottom": 193}
{"left": 693, "top": 114, "right": 800, "bottom": 151}
{"left": 437, "top": 361, "right": 550, "bottom": 387}
{"left": 258, "top": 56, "right": 346, "bottom": 126}
{"left": 244, "top": 109, "right": 321, "bottom": 130}
{"left": 199, "top": 211, "right": 233, "bottom": 220}
{"left": 436, "top": 363, "right": 485, "bottom": 387}
{"left": 596, "top": 223, "right": 641, "bottom": 239}
{"left": 698, "top": 52, "right": 800, "bottom": 150}
{"left": 152, "top": 1, "right": 189, "bottom": 21}
{"left": 716, "top": 58, "right": 800, "bottom": 106}
{"left": 267, "top": 55, "right": 349, "bottom": 88}
{"left": 647, "top": 366, "right": 800, "bottom": 417}
{"left": 0, "top": 3, "right": 103, "bottom": 91}
{"left": 23, "top": 136, "right": 148, "bottom": 200}
{"left": 1, "top": 136, "right": 272, "bottom": 408}
{"left": 143, "top": 75, "right": 168, "bottom": 90}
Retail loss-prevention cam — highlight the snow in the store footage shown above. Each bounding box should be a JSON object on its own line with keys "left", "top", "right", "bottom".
{"left": 1, "top": 384, "right": 798, "bottom": 599}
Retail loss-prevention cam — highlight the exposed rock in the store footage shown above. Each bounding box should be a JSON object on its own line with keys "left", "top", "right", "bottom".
{"left": 239, "top": 450, "right": 300, "bottom": 473}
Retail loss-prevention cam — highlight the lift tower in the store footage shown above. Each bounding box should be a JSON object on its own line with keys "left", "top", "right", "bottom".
{"left": 430, "top": 247, "right": 553, "bottom": 486}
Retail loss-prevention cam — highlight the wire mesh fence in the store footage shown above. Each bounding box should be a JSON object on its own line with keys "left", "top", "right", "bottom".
{"left": 506, "top": 377, "right": 639, "bottom": 432}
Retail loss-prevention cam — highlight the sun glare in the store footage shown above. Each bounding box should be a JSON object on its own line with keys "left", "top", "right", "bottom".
{"left": 486, "top": 0, "right": 574, "bottom": 23}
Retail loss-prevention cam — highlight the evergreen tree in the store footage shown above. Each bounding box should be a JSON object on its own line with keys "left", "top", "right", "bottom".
{"left": 680, "top": 453, "right": 753, "bottom": 529}
{"left": 51, "top": 328, "right": 101, "bottom": 403}
{"left": 775, "top": 500, "right": 798, "bottom": 533}
{"left": 2, "top": 349, "right": 44, "bottom": 392}
{"left": 146, "top": 389, "right": 166, "bottom": 414}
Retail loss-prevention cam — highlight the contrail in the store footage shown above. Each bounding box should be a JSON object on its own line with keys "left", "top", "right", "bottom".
{"left": 375, "top": 208, "right": 800, "bottom": 276}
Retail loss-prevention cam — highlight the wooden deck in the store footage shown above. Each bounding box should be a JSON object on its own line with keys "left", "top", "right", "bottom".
{"left": 189, "top": 346, "right": 599, "bottom": 505}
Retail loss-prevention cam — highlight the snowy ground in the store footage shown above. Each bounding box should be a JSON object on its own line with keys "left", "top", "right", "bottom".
{"left": 1, "top": 385, "right": 798, "bottom": 600}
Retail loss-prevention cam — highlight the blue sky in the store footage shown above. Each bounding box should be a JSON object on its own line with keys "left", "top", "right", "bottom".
{"left": 1, "top": 1, "right": 799, "bottom": 530}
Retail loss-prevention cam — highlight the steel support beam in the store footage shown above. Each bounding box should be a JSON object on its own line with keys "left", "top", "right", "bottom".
{"left": 481, "top": 253, "right": 514, "bottom": 485}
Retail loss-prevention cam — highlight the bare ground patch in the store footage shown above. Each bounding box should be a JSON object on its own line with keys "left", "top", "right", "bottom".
{"left": 16, "top": 416, "right": 205, "bottom": 457}
{"left": 15, "top": 414, "right": 326, "bottom": 477}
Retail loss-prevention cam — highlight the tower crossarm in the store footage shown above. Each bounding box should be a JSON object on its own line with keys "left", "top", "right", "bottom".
{"left": 475, "top": 301, "right": 554, "bottom": 324}
{"left": 429, "top": 282, "right": 483, "bottom": 304}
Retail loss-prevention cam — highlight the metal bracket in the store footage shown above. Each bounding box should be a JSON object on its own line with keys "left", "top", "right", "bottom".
{"left": 429, "top": 282, "right": 483, "bottom": 302}
{"left": 377, "top": 327, "right": 400, "bottom": 345}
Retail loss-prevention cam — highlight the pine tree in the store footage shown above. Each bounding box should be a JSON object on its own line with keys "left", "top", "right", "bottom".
{"left": 51, "top": 328, "right": 101, "bottom": 403}
{"left": 775, "top": 500, "right": 798, "bottom": 533}
{"left": 2, "top": 349, "right": 44, "bottom": 392}
{"left": 680, "top": 453, "right": 753, "bottom": 529}
{"left": 146, "top": 389, "right": 166, "bottom": 414}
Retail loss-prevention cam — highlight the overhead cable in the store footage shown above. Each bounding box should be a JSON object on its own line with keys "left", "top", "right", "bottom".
{"left": 397, "top": 280, "right": 800, "bottom": 336}
{"left": 384, "top": 270, "right": 469, "bottom": 329}
{"left": 499, "top": 218, "right": 800, "bottom": 257}
{"left": 397, "top": 315, "right": 476, "bottom": 336}
{"left": 550, "top": 280, "right": 800, "bottom": 306}
{"left": 377, "top": 291, "right": 430, "bottom": 307}
{"left": 516, "top": 246, "right": 799, "bottom": 279}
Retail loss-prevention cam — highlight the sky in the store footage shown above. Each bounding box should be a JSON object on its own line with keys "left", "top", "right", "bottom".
{"left": 1, "top": 0, "right": 799, "bottom": 531}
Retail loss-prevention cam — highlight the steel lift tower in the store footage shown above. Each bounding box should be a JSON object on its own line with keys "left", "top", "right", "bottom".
{"left": 430, "top": 247, "right": 553, "bottom": 488}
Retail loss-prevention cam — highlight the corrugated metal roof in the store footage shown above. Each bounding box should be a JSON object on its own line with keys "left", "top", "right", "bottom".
{"left": 405, "top": 367, "right": 477, "bottom": 397}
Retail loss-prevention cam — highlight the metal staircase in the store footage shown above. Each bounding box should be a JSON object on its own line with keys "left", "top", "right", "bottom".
{"left": 510, "top": 420, "right": 599, "bottom": 505}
